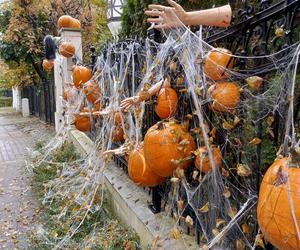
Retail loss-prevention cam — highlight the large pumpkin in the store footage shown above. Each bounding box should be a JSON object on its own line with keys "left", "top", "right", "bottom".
{"left": 257, "top": 157, "right": 300, "bottom": 250}
{"left": 57, "top": 15, "right": 81, "bottom": 29}
{"left": 42, "top": 59, "right": 54, "bottom": 71}
{"left": 194, "top": 146, "right": 222, "bottom": 173}
{"left": 208, "top": 82, "right": 240, "bottom": 112}
{"left": 82, "top": 80, "right": 101, "bottom": 104}
{"left": 112, "top": 126, "right": 125, "bottom": 143}
{"left": 72, "top": 65, "right": 92, "bottom": 89}
{"left": 128, "top": 147, "right": 165, "bottom": 187}
{"left": 74, "top": 114, "right": 91, "bottom": 132}
{"left": 155, "top": 87, "right": 178, "bottom": 119}
{"left": 144, "top": 121, "right": 196, "bottom": 177}
{"left": 204, "top": 48, "right": 234, "bottom": 81}
{"left": 59, "top": 42, "right": 75, "bottom": 58}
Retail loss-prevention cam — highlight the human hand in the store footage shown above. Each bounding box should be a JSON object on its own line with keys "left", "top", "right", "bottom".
{"left": 120, "top": 96, "right": 141, "bottom": 112}
{"left": 145, "top": 0, "right": 187, "bottom": 29}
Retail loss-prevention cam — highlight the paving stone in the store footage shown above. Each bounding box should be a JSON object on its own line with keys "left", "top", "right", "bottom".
{"left": 0, "top": 108, "right": 54, "bottom": 250}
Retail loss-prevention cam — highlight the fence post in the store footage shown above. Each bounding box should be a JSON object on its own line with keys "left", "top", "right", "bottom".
{"left": 54, "top": 28, "right": 82, "bottom": 132}
{"left": 12, "top": 86, "right": 22, "bottom": 112}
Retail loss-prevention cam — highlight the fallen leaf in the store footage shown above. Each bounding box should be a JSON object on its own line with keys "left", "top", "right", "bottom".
{"left": 235, "top": 239, "right": 246, "bottom": 250}
{"left": 249, "top": 137, "right": 262, "bottom": 145}
{"left": 223, "top": 120, "right": 234, "bottom": 130}
{"left": 192, "top": 170, "right": 199, "bottom": 180}
{"left": 266, "top": 116, "right": 274, "bottom": 126}
{"left": 171, "top": 227, "right": 181, "bottom": 240}
{"left": 185, "top": 215, "right": 193, "bottom": 227}
{"left": 255, "top": 234, "right": 265, "bottom": 249}
{"left": 223, "top": 187, "right": 231, "bottom": 198}
{"left": 221, "top": 168, "right": 229, "bottom": 177}
{"left": 216, "top": 218, "right": 226, "bottom": 228}
{"left": 246, "top": 76, "right": 263, "bottom": 90}
{"left": 228, "top": 206, "right": 237, "bottom": 218}
{"left": 209, "top": 127, "right": 217, "bottom": 138}
{"left": 199, "top": 202, "right": 209, "bottom": 213}
{"left": 242, "top": 223, "right": 251, "bottom": 234}
{"left": 233, "top": 116, "right": 241, "bottom": 126}
{"left": 177, "top": 200, "right": 184, "bottom": 210}
{"left": 237, "top": 164, "right": 252, "bottom": 177}
{"left": 212, "top": 228, "right": 219, "bottom": 236}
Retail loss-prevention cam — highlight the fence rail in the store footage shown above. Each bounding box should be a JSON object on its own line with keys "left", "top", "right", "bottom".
{"left": 21, "top": 79, "right": 55, "bottom": 124}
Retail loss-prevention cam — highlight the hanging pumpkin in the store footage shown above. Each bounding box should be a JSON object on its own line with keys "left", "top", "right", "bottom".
{"left": 74, "top": 114, "right": 91, "bottom": 132}
{"left": 257, "top": 157, "right": 300, "bottom": 250}
{"left": 155, "top": 87, "right": 178, "bottom": 119}
{"left": 82, "top": 80, "right": 101, "bottom": 104}
{"left": 59, "top": 42, "right": 75, "bottom": 58}
{"left": 72, "top": 65, "right": 92, "bottom": 89}
{"left": 204, "top": 48, "right": 234, "bottom": 81}
{"left": 112, "top": 126, "right": 125, "bottom": 143}
{"left": 57, "top": 15, "right": 81, "bottom": 29}
{"left": 208, "top": 82, "right": 240, "bottom": 112}
{"left": 114, "top": 112, "right": 122, "bottom": 125}
{"left": 63, "top": 86, "right": 78, "bottom": 105}
{"left": 144, "top": 121, "right": 196, "bottom": 177}
{"left": 42, "top": 59, "right": 54, "bottom": 71}
{"left": 128, "top": 146, "right": 165, "bottom": 187}
{"left": 194, "top": 146, "right": 222, "bottom": 173}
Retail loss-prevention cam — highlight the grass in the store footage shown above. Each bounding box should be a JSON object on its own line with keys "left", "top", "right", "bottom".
{"left": 30, "top": 141, "right": 140, "bottom": 250}
{"left": 0, "top": 96, "right": 12, "bottom": 107}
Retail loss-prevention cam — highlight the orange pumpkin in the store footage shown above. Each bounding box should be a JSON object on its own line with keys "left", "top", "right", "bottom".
{"left": 194, "top": 146, "right": 222, "bottom": 173}
{"left": 128, "top": 146, "right": 165, "bottom": 187}
{"left": 204, "top": 48, "right": 234, "bottom": 81}
{"left": 155, "top": 87, "right": 178, "bottom": 119}
{"left": 112, "top": 126, "right": 125, "bottom": 143}
{"left": 74, "top": 114, "right": 91, "bottom": 132}
{"left": 57, "top": 15, "right": 81, "bottom": 29}
{"left": 208, "top": 82, "right": 240, "bottom": 112}
{"left": 114, "top": 112, "right": 122, "bottom": 125}
{"left": 59, "top": 42, "right": 75, "bottom": 58}
{"left": 72, "top": 65, "right": 92, "bottom": 89}
{"left": 83, "top": 81, "right": 101, "bottom": 104}
{"left": 257, "top": 157, "right": 300, "bottom": 250}
{"left": 144, "top": 121, "right": 196, "bottom": 177}
{"left": 42, "top": 59, "right": 54, "bottom": 71}
{"left": 63, "top": 86, "right": 78, "bottom": 104}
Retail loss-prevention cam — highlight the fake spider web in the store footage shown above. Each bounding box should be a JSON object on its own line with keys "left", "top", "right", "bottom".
{"left": 29, "top": 14, "right": 300, "bottom": 250}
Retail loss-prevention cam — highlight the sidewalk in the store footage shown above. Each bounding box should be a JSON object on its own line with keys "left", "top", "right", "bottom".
{"left": 0, "top": 107, "right": 54, "bottom": 249}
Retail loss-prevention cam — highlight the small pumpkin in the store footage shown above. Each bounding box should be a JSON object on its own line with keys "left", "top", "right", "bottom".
{"left": 63, "top": 86, "right": 78, "bottom": 105}
{"left": 144, "top": 121, "right": 196, "bottom": 177}
{"left": 257, "top": 157, "right": 300, "bottom": 250}
{"left": 42, "top": 59, "right": 54, "bottom": 71}
{"left": 74, "top": 114, "right": 91, "bottom": 132}
{"left": 112, "top": 126, "right": 125, "bottom": 143}
{"left": 155, "top": 87, "right": 178, "bottom": 119}
{"left": 72, "top": 65, "right": 92, "bottom": 89}
{"left": 82, "top": 80, "right": 101, "bottom": 104}
{"left": 208, "top": 82, "right": 240, "bottom": 112}
{"left": 194, "top": 146, "right": 222, "bottom": 173}
{"left": 59, "top": 42, "right": 75, "bottom": 58}
{"left": 128, "top": 146, "right": 165, "bottom": 187}
{"left": 57, "top": 15, "right": 81, "bottom": 29}
{"left": 204, "top": 48, "right": 234, "bottom": 81}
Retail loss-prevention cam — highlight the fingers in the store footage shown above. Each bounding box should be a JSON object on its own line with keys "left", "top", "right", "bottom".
{"left": 153, "top": 23, "right": 169, "bottom": 30}
{"left": 145, "top": 10, "right": 163, "bottom": 17}
{"left": 167, "top": 0, "right": 180, "bottom": 9}
{"left": 148, "top": 4, "right": 165, "bottom": 11}
{"left": 147, "top": 18, "right": 162, "bottom": 23}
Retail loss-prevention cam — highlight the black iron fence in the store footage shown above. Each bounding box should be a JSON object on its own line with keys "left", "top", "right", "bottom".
{"left": 97, "top": 0, "right": 300, "bottom": 247}
{"left": 21, "top": 79, "right": 55, "bottom": 124}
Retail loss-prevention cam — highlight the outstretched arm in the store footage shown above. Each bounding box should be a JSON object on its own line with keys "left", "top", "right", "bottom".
{"left": 120, "top": 77, "right": 171, "bottom": 112}
{"left": 145, "top": 0, "right": 231, "bottom": 29}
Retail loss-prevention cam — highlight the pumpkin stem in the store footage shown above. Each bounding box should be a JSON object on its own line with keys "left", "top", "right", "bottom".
{"left": 157, "top": 121, "right": 164, "bottom": 130}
